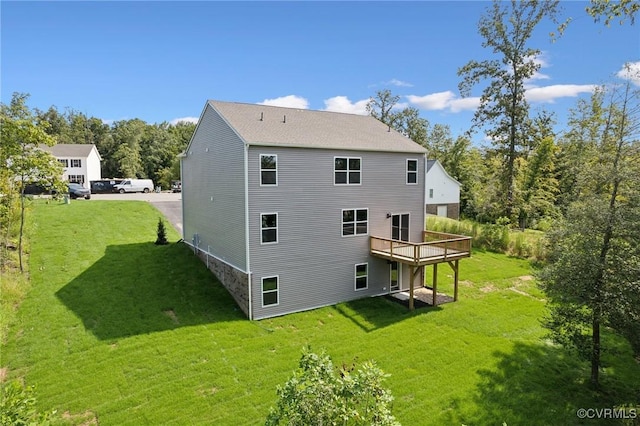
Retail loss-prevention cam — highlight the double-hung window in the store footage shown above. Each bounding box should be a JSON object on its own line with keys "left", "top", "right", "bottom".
{"left": 342, "top": 208, "right": 368, "bottom": 236}
{"left": 407, "top": 159, "right": 418, "bottom": 184}
{"left": 334, "top": 157, "right": 361, "bottom": 185}
{"left": 58, "top": 159, "right": 69, "bottom": 167}
{"left": 260, "top": 154, "right": 277, "bottom": 186}
{"left": 71, "top": 159, "right": 82, "bottom": 168}
{"left": 355, "top": 263, "right": 368, "bottom": 290}
{"left": 261, "top": 213, "right": 278, "bottom": 244}
{"left": 262, "top": 276, "right": 279, "bottom": 306}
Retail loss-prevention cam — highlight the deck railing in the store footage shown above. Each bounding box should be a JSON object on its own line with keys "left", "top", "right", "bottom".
{"left": 369, "top": 232, "right": 471, "bottom": 266}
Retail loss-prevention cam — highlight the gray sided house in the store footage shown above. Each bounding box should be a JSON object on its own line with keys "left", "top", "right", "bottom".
{"left": 182, "top": 100, "right": 466, "bottom": 320}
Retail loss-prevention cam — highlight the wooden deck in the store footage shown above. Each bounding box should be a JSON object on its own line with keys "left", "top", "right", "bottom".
{"left": 370, "top": 230, "right": 472, "bottom": 310}
{"left": 369, "top": 230, "right": 471, "bottom": 266}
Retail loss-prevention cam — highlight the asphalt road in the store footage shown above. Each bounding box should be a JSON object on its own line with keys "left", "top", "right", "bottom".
{"left": 91, "top": 192, "right": 183, "bottom": 235}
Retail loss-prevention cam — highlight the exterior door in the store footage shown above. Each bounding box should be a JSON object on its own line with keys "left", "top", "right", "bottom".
{"left": 390, "top": 261, "right": 401, "bottom": 291}
{"left": 390, "top": 214, "right": 409, "bottom": 291}
{"left": 391, "top": 214, "right": 409, "bottom": 241}
{"left": 437, "top": 205, "right": 448, "bottom": 217}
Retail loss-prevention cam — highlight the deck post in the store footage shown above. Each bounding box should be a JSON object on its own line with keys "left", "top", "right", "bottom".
{"left": 432, "top": 263, "right": 438, "bottom": 307}
{"left": 409, "top": 265, "right": 415, "bottom": 311}
{"left": 448, "top": 260, "right": 459, "bottom": 302}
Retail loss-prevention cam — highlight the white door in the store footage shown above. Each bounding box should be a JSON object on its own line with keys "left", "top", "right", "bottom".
{"left": 437, "top": 205, "right": 448, "bottom": 217}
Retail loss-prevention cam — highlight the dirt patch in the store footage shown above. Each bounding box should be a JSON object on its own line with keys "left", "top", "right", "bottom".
{"left": 162, "top": 309, "right": 179, "bottom": 324}
{"left": 480, "top": 284, "right": 497, "bottom": 293}
{"left": 62, "top": 410, "right": 98, "bottom": 425}
{"left": 0, "top": 367, "right": 8, "bottom": 383}
{"left": 519, "top": 275, "right": 534, "bottom": 281}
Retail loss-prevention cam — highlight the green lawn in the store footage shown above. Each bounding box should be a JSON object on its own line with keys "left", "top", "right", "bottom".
{"left": 2, "top": 200, "right": 638, "bottom": 425}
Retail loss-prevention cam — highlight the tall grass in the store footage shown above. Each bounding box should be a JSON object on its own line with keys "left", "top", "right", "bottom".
{"left": 427, "top": 216, "right": 547, "bottom": 260}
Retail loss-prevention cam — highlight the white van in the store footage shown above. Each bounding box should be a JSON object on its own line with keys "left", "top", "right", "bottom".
{"left": 113, "top": 179, "right": 154, "bottom": 193}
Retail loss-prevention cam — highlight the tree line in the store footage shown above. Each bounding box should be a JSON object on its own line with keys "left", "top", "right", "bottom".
{"left": 34, "top": 105, "right": 196, "bottom": 189}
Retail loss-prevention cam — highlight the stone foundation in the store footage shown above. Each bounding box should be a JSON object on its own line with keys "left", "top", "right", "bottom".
{"left": 426, "top": 203, "right": 460, "bottom": 220}
{"left": 194, "top": 246, "right": 250, "bottom": 317}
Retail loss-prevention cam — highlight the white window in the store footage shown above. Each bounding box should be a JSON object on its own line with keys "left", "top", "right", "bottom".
{"left": 342, "top": 208, "right": 368, "bottom": 236}
{"left": 407, "top": 159, "right": 418, "bottom": 184}
{"left": 261, "top": 213, "right": 278, "bottom": 244}
{"left": 262, "top": 276, "right": 279, "bottom": 306}
{"left": 429, "top": 188, "right": 434, "bottom": 199}
{"left": 68, "top": 175, "right": 85, "bottom": 184}
{"left": 260, "top": 154, "right": 277, "bottom": 186}
{"left": 58, "top": 159, "right": 69, "bottom": 167}
{"left": 334, "top": 157, "right": 361, "bottom": 185}
{"left": 71, "top": 159, "right": 82, "bottom": 168}
{"left": 355, "top": 263, "right": 368, "bottom": 290}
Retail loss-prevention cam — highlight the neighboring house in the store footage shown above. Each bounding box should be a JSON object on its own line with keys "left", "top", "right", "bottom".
{"left": 40, "top": 144, "right": 102, "bottom": 188}
{"left": 425, "top": 159, "right": 460, "bottom": 220}
{"left": 182, "top": 100, "right": 470, "bottom": 320}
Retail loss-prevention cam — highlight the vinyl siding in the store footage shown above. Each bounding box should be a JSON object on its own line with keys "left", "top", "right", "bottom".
{"left": 248, "top": 146, "right": 425, "bottom": 319}
{"left": 182, "top": 104, "right": 247, "bottom": 271}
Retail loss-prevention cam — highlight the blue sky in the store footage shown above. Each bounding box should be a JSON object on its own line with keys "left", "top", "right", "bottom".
{"left": 2, "top": 1, "right": 638, "bottom": 143}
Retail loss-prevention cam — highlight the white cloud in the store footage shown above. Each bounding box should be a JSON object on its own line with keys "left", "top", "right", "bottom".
{"left": 259, "top": 95, "right": 309, "bottom": 109}
{"left": 368, "top": 78, "right": 414, "bottom": 88}
{"left": 407, "top": 91, "right": 456, "bottom": 110}
{"left": 407, "top": 91, "right": 479, "bottom": 112}
{"left": 448, "top": 97, "right": 481, "bottom": 112}
{"left": 616, "top": 61, "right": 640, "bottom": 86}
{"left": 386, "top": 78, "right": 413, "bottom": 87}
{"left": 322, "top": 96, "right": 369, "bottom": 115}
{"left": 525, "top": 84, "right": 597, "bottom": 102}
{"left": 170, "top": 116, "right": 199, "bottom": 125}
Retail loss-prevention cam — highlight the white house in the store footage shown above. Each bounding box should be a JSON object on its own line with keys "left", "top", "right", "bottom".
{"left": 41, "top": 144, "right": 102, "bottom": 188}
{"left": 425, "top": 159, "right": 461, "bottom": 220}
{"left": 181, "top": 101, "right": 471, "bottom": 319}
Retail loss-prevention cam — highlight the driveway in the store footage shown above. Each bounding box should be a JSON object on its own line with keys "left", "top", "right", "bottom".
{"left": 91, "top": 192, "right": 183, "bottom": 235}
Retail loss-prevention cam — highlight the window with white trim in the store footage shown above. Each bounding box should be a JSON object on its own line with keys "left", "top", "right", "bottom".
{"left": 71, "top": 159, "right": 82, "bottom": 168}
{"left": 355, "top": 263, "right": 368, "bottom": 290}
{"left": 342, "top": 208, "right": 368, "bottom": 236}
{"left": 334, "top": 157, "right": 361, "bottom": 185}
{"left": 58, "top": 159, "right": 69, "bottom": 167}
{"left": 260, "top": 154, "right": 277, "bottom": 186}
{"left": 429, "top": 189, "right": 434, "bottom": 199}
{"left": 262, "top": 276, "right": 279, "bottom": 306}
{"left": 407, "top": 159, "right": 418, "bottom": 184}
{"left": 261, "top": 213, "right": 278, "bottom": 244}
{"left": 68, "top": 175, "right": 85, "bottom": 184}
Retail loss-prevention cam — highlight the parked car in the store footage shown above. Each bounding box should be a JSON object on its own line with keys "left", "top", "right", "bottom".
{"left": 171, "top": 180, "right": 182, "bottom": 193}
{"left": 113, "top": 178, "right": 154, "bottom": 193}
{"left": 68, "top": 183, "right": 91, "bottom": 199}
{"left": 90, "top": 179, "right": 123, "bottom": 194}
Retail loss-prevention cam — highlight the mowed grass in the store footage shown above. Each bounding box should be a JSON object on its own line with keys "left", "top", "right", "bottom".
{"left": 2, "top": 200, "right": 639, "bottom": 425}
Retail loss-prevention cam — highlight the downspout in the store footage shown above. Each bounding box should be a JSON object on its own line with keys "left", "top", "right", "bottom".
{"left": 179, "top": 152, "right": 186, "bottom": 241}
{"left": 244, "top": 143, "right": 252, "bottom": 320}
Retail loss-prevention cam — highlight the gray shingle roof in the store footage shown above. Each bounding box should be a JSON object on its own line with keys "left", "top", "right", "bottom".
{"left": 40, "top": 144, "right": 100, "bottom": 159}
{"left": 209, "top": 100, "right": 427, "bottom": 154}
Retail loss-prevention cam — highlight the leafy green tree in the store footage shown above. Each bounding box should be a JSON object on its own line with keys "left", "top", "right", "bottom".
{"left": 586, "top": 0, "right": 639, "bottom": 25}
{"left": 367, "top": 89, "right": 429, "bottom": 146}
{"left": 111, "top": 119, "right": 146, "bottom": 178}
{"left": 538, "top": 80, "right": 640, "bottom": 386}
{"left": 458, "top": 0, "right": 563, "bottom": 222}
{"left": 1, "top": 93, "right": 64, "bottom": 272}
{"left": 266, "top": 348, "right": 400, "bottom": 426}
{"left": 520, "top": 136, "right": 559, "bottom": 228}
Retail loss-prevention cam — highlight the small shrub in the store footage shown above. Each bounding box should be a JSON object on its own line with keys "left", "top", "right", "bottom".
{"left": 266, "top": 347, "right": 400, "bottom": 426}
{"left": 155, "top": 217, "right": 169, "bottom": 245}
{"left": 0, "top": 380, "right": 54, "bottom": 426}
